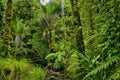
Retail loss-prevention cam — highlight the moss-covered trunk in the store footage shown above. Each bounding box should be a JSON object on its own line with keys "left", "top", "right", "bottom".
{"left": 3, "top": 0, "right": 13, "bottom": 57}
{"left": 70, "top": 0, "right": 85, "bottom": 53}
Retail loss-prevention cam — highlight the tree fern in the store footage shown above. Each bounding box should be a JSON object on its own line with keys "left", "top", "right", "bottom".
{"left": 83, "top": 56, "right": 120, "bottom": 80}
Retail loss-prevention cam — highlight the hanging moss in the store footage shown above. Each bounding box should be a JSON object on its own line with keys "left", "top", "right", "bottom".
{"left": 3, "top": 0, "right": 13, "bottom": 57}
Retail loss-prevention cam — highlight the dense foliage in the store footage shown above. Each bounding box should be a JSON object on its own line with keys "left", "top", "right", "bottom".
{"left": 0, "top": 0, "right": 120, "bottom": 80}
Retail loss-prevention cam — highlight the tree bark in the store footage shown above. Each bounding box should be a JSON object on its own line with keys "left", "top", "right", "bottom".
{"left": 70, "top": 0, "right": 85, "bottom": 53}
{"left": 4, "top": 0, "right": 13, "bottom": 57}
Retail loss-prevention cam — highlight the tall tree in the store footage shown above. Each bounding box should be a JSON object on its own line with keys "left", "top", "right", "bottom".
{"left": 3, "top": 0, "right": 13, "bottom": 57}
{"left": 70, "top": 0, "right": 85, "bottom": 53}
{"left": 39, "top": 1, "right": 61, "bottom": 53}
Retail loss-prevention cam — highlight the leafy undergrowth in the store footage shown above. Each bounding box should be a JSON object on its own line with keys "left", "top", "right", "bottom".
{"left": 0, "top": 58, "right": 45, "bottom": 80}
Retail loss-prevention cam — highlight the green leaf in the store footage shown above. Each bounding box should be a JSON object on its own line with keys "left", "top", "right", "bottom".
{"left": 13, "top": 18, "right": 25, "bottom": 34}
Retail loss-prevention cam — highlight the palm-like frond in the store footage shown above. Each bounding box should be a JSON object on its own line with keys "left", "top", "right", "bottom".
{"left": 40, "top": 0, "right": 60, "bottom": 15}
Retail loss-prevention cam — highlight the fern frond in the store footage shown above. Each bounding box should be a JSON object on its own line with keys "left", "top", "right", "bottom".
{"left": 66, "top": 53, "right": 80, "bottom": 79}
{"left": 78, "top": 52, "right": 90, "bottom": 62}
{"left": 45, "top": 53, "right": 56, "bottom": 61}
{"left": 83, "top": 56, "right": 120, "bottom": 80}
{"left": 56, "top": 52, "right": 64, "bottom": 62}
{"left": 108, "top": 66, "right": 120, "bottom": 80}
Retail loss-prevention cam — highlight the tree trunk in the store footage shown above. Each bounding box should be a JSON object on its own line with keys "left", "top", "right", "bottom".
{"left": 70, "top": 0, "right": 85, "bottom": 53}
{"left": 3, "top": 0, "right": 13, "bottom": 57}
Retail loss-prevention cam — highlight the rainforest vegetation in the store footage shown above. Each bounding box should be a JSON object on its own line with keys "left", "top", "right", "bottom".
{"left": 0, "top": 0, "right": 120, "bottom": 80}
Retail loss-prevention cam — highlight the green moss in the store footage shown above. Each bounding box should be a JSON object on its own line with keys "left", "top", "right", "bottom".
{"left": 3, "top": 0, "right": 13, "bottom": 57}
